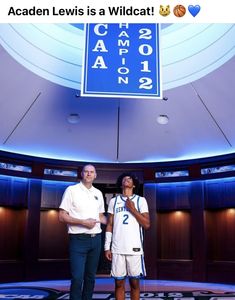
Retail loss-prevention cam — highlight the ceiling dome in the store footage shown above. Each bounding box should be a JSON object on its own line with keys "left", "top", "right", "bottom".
{"left": 0, "top": 23, "right": 235, "bottom": 163}
{"left": 0, "top": 24, "right": 234, "bottom": 90}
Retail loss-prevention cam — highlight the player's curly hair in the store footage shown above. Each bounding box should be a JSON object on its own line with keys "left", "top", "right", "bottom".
{"left": 116, "top": 172, "right": 140, "bottom": 193}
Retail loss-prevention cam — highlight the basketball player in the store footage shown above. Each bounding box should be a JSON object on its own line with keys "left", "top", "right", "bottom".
{"left": 104, "top": 173, "right": 150, "bottom": 300}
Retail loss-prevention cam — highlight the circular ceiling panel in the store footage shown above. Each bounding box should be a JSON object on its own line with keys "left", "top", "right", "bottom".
{"left": 0, "top": 23, "right": 234, "bottom": 90}
{"left": 0, "top": 23, "right": 235, "bottom": 164}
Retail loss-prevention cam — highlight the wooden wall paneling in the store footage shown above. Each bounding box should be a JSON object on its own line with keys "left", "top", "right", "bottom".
{"left": 156, "top": 184, "right": 175, "bottom": 210}
{"left": 157, "top": 260, "right": 193, "bottom": 281}
{"left": 204, "top": 178, "right": 235, "bottom": 283}
{"left": 156, "top": 182, "right": 193, "bottom": 280}
{"left": 0, "top": 175, "right": 11, "bottom": 205}
{"left": 39, "top": 210, "right": 68, "bottom": 259}
{"left": 143, "top": 183, "right": 157, "bottom": 279}
{"left": 0, "top": 261, "right": 25, "bottom": 283}
{"left": 41, "top": 181, "right": 71, "bottom": 208}
{"left": 37, "top": 209, "right": 70, "bottom": 280}
{"left": 0, "top": 176, "right": 28, "bottom": 206}
{"left": 23, "top": 179, "right": 42, "bottom": 280}
{"left": 203, "top": 178, "right": 235, "bottom": 209}
{"left": 0, "top": 207, "right": 27, "bottom": 282}
{"left": 143, "top": 168, "right": 156, "bottom": 181}
{"left": 175, "top": 183, "right": 191, "bottom": 209}
{"left": 190, "top": 181, "right": 206, "bottom": 281}
{"left": 224, "top": 179, "right": 235, "bottom": 207}
{"left": 10, "top": 177, "right": 28, "bottom": 206}
{"left": 205, "top": 209, "right": 235, "bottom": 261}
{"left": 156, "top": 182, "right": 191, "bottom": 211}
{"left": 205, "top": 210, "right": 219, "bottom": 261}
{"left": 205, "top": 178, "right": 235, "bottom": 209}
{"left": 35, "top": 259, "right": 70, "bottom": 280}
{"left": 204, "top": 179, "right": 224, "bottom": 208}
{"left": 95, "top": 169, "right": 144, "bottom": 184}
{"left": 206, "top": 261, "right": 235, "bottom": 284}
{"left": 157, "top": 211, "right": 191, "bottom": 260}
{"left": 0, "top": 207, "right": 26, "bottom": 260}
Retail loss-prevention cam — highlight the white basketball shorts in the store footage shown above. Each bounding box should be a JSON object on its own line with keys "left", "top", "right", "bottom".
{"left": 111, "top": 253, "right": 146, "bottom": 279}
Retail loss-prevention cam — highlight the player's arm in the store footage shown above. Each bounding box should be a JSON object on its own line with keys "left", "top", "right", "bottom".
{"left": 125, "top": 199, "right": 150, "bottom": 229}
{"left": 99, "top": 213, "right": 107, "bottom": 225}
{"left": 104, "top": 213, "right": 114, "bottom": 261}
{"left": 106, "top": 213, "right": 113, "bottom": 232}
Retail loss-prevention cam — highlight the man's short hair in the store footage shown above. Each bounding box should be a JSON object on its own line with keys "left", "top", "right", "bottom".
{"left": 116, "top": 172, "right": 140, "bottom": 193}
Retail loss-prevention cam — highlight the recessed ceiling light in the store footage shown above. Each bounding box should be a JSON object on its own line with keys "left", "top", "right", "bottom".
{"left": 67, "top": 113, "right": 80, "bottom": 124}
{"left": 157, "top": 114, "right": 169, "bottom": 125}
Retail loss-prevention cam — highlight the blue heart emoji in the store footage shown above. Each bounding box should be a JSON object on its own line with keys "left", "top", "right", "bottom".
{"left": 188, "top": 5, "right": 201, "bottom": 17}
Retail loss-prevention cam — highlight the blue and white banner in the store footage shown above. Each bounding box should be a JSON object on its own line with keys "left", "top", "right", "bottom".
{"left": 81, "top": 23, "right": 162, "bottom": 99}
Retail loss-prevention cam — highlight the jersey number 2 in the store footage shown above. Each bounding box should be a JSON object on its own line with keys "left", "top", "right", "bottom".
{"left": 123, "top": 214, "right": 129, "bottom": 224}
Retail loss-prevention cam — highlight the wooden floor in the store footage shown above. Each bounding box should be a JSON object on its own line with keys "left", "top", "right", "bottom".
{"left": 1, "top": 278, "right": 235, "bottom": 293}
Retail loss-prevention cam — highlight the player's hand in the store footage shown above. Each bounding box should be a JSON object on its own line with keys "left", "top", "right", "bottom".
{"left": 105, "top": 250, "right": 112, "bottom": 261}
{"left": 125, "top": 198, "right": 136, "bottom": 212}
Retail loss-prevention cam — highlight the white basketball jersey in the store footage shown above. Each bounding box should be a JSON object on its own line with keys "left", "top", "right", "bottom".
{"left": 108, "top": 194, "right": 149, "bottom": 255}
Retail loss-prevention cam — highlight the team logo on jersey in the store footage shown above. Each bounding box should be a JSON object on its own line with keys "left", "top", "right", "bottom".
{"left": 94, "top": 196, "right": 98, "bottom": 200}
{"left": 115, "top": 206, "right": 129, "bottom": 213}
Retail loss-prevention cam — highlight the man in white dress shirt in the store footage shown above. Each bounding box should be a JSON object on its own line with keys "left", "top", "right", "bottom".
{"left": 59, "top": 164, "right": 106, "bottom": 300}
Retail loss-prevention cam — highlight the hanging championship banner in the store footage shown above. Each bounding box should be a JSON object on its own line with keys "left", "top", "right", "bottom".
{"left": 81, "top": 23, "right": 162, "bottom": 99}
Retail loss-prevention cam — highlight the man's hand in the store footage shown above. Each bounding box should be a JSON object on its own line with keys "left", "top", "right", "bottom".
{"left": 82, "top": 218, "right": 97, "bottom": 229}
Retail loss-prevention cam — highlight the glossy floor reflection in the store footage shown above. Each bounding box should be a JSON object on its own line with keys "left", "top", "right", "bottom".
{"left": 0, "top": 278, "right": 235, "bottom": 292}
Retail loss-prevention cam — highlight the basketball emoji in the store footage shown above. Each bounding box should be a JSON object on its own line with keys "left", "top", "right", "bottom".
{"left": 173, "top": 5, "right": 186, "bottom": 17}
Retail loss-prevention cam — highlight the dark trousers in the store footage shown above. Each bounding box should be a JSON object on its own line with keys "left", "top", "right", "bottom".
{"left": 69, "top": 233, "right": 101, "bottom": 300}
